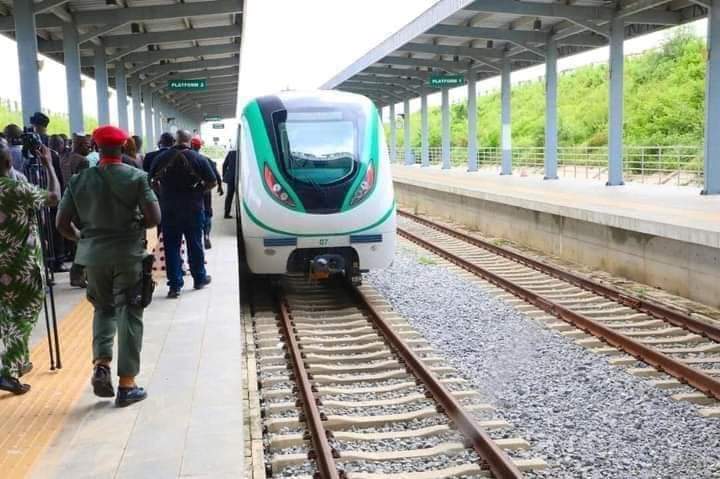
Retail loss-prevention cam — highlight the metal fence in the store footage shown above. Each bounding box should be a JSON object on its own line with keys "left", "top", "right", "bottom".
{"left": 396, "top": 145, "right": 704, "bottom": 186}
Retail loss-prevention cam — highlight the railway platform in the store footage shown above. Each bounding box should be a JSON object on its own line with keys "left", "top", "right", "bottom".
{"left": 0, "top": 214, "right": 247, "bottom": 479}
{"left": 392, "top": 164, "right": 720, "bottom": 308}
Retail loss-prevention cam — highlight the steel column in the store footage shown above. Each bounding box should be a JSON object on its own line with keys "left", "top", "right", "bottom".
{"left": 441, "top": 88, "right": 450, "bottom": 170}
{"left": 545, "top": 36, "right": 559, "bottom": 180}
{"left": 94, "top": 44, "right": 110, "bottom": 124}
{"left": 607, "top": 16, "right": 625, "bottom": 186}
{"left": 501, "top": 58, "right": 512, "bottom": 175}
{"left": 467, "top": 75, "right": 478, "bottom": 172}
{"left": 62, "top": 23, "right": 84, "bottom": 134}
{"left": 13, "top": 0, "right": 42, "bottom": 121}
{"left": 115, "top": 62, "right": 129, "bottom": 131}
{"left": 420, "top": 92, "right": 429, "bottom": 167}
{"left": 153, "top": 94, "right": 161, "bottom": 147}
{"left": 389, "top": 103, "right": 397, "bottom": 163}
{"left": 143, "top": 84, "right": 153, "bottom": 150}
{"left": 404, "top": 99, "right": 413, "bottom": 165}
{"left": 130, "top": 78, "right": 143, "bottom": 136}
{"left": 703, "top": 0, "right": 720, "bottom": 195}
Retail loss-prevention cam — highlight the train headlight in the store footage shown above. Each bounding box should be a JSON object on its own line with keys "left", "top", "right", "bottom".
{"left": 264, "top": 165, "right": 296, "bottom": 208}
{"left": 350, "top": 163, "right": 375, "bottom": 207}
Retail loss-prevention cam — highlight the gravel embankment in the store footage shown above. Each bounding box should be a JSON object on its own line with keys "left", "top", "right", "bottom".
{"left": 367, "top": 246, "right": 720, "bottom": 479}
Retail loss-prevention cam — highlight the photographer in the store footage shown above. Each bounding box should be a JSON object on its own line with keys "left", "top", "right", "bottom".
{"left": 149, "top": 130, "right": 216, "bottom": 298}
{"left": 0, "top": 141, "right": 60, "bottom": 395}
{"left": 56, "top": 125, "right": 160, "bottom": 407}
{"left": 27, "top": 113, "right": 66, "bottom": 273}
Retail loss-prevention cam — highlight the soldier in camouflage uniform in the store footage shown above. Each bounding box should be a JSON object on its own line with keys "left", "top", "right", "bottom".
{"left": 0, "top": 139, "right": 61, "bottom": 395}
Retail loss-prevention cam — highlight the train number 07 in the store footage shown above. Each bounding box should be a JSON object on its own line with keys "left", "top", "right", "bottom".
{"left": 318, "top": 239, "right": 328, "bottom": 247}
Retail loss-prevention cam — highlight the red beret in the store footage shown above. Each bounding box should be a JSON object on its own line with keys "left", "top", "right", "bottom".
{"left": 92, "top": 125, "right": 129, "bottom": 147}
{"left": 191, "top": 135, "right": 204, "bottom": 148}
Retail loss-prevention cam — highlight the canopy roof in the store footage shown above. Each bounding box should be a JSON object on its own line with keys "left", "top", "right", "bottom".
{"left": 0, "top": 0, "right": 243, "bottom": 119}
{"left": 323, "top": 0, "right": 709, "bottom": 106}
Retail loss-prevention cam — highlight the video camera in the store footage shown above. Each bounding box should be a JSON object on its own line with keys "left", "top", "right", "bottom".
{"left": 21, "top": 127, "right": 43, "bottom": 158}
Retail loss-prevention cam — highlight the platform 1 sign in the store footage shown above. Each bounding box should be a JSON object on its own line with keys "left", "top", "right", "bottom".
{"left": 168, "top": 79, "right": 207, "bottom": 91}
{"left": 427, "top": 74, "right": 465, "bottom": 88}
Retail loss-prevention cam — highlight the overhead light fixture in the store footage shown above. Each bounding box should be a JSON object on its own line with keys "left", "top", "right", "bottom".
{"left": 533, "top": 18, "right": 542, "bottom": 31}
{"left": 131, "top": 23, "right": 141, "bottom": 34}
{"left": 486, "top": 40, "right": 494, "bottom": 49}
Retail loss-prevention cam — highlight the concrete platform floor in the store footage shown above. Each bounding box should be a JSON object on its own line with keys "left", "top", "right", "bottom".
{"left": 393, "top": 165, "right": 720, "bottom": 248}
{"left": 5, "top": 200, "right": 243, "bottom": 479}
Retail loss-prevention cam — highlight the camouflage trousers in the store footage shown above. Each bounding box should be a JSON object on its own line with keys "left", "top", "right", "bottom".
{"left": 0, "top": 277, "right": 43, "bottom": 378}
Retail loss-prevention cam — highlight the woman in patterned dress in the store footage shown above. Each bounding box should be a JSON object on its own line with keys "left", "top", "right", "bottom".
{"left": 0, "top": 139, "right": 60, "bottom": 394}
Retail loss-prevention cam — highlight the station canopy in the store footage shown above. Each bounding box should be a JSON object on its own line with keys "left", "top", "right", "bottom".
{"left": 323, "top": 0, "right": 709, "bottom": 106}
{"left": 0, "top": 0, "right": 243, "bottom": 120}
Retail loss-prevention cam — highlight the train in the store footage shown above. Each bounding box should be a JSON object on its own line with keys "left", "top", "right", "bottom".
{"left": 237, "top": 90, "right": 396, "bottom": 283}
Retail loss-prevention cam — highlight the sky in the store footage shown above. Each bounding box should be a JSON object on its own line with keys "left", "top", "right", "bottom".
{"left": 236, "top": 0, "right": 438, "bottom": 109}
{"left": 0, "top": 0, "right": 709, "bottom": 145}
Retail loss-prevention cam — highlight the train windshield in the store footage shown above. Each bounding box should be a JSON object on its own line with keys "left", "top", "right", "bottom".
{"left": 277, "top": 110, "right": 359, "bottom": 186}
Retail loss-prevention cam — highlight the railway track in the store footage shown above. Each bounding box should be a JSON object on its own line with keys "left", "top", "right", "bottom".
{"left": 251, "top": 277, "right": 546, "bottom": 479}
{"left": 397, "top": 210, "right": 720, "bottom": 417}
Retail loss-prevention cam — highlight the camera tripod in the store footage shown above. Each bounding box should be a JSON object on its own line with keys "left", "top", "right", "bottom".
{"left": 24, "top": 159, "right": 62, "bottom": 370}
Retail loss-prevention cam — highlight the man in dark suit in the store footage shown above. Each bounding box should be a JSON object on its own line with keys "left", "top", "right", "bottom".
{"left": 143, "top": 132, "right": 175, "bottom": 173}
{"left": 221, "top": 149, "right": 237, "bottom": 218}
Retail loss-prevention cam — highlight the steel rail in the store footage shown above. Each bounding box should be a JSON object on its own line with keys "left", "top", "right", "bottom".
{"left": 276, "top": 292, "right": 341, "bottom": 479}
{"left": 397, "top": 226, "right": 720, "bottom": 401}
{"left": 398, "top": 209, "right": 720, "bottom": 344}
{"left": 349, "top": 285, "right": 524, "bottom": 479}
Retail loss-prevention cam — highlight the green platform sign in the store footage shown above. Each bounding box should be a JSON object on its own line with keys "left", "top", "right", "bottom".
{"left": 428, "top": 74, "right": 465, "bottom": 88}
{"left": 168, "top": 79, "right": 207, "bottom": 91}
{"left": 204, "top": 115, "right": 222, "bottom": 121}
{"left": 212, "top": 123, "right": 225, "bottom": 129}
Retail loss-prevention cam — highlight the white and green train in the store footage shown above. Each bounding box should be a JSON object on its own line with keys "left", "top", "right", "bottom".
{"left": 238, "top": 90, "right": 396, "bottom": 283}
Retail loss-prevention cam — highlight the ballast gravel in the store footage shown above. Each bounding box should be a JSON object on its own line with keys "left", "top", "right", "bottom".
{"left": 367, "top": 247, "right": 720, "bottom": 479}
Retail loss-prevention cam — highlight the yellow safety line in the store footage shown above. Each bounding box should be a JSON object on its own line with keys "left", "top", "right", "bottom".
{"left": 0, "top": 234, "right": 158, "bottom": 478}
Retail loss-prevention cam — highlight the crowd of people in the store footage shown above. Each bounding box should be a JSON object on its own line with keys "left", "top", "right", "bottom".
{"left": 0, "top": 113, "right": 238, "bottom": 406}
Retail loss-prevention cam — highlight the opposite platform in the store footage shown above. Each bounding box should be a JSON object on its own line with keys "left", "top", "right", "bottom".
{"left": 393, "top": 165, "right": 720, "bottom": 307}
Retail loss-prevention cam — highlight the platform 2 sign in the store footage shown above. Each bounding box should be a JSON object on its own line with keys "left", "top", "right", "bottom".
{"left": 427, "top": 74, "right": 465, "bottom": 88}
{"left": 168, "top": 79, "right": 207, "bottom": 91}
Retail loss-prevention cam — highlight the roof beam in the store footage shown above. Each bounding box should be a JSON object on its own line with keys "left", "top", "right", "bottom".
{"left": 377, "top": 55, "right": 475, "bottom": 72}
{"left": 141, "top": 57, "right": 238, "bottom": 77}
{"left": 464, "top": 0, "right": 615, "bottom": 21}
{"left": 0, "top": 0, "right": 242, "bottom": 32}
{"left": 34, "top": 0, "right": 70, "bottom": 15}
{"left": 39, "top": 24, "right": 242, "bottom": 54}
{"left": 465, "top": 0, "right": 679, "bottom": 25}
{"left": 73, "top": 0, "right": 241, "bottom": 25}
{"left": 79, "top": 22, "right": 127, "bottom": 44}
{"left": 617, "top": 1, "right": 682, "bottom": 24}
{"left": 398, "top": 42, "right": 541, "bottom": 62}
{"left": 84, "top": 43, "right": 239, "bottom": 68}
{"left": 427, "top": 24, "right": 549, "bottom": 43}
{"left": 352, "top": 74, "right": 424, "bottom": 86}
{"left": 362, "top": 66, "right": 434, "bottom": 81}
{"left": 102, "top": 24, "right": 241, "bottom": 49}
